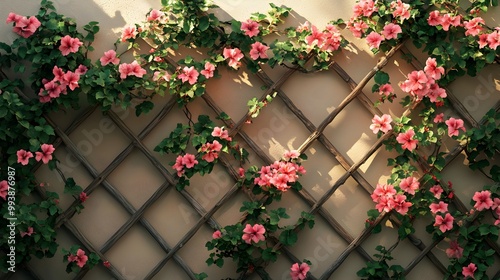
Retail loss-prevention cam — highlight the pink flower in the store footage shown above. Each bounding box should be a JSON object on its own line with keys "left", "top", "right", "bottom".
{"left": 472, "top": 190, "right": 493, "bottom": 211}
{"left": 212, "top": 127, "right": 231, "bottom": 141}
{"left": 382, "top": 23, "right": 402, "bottom": 40}
{"left": 121, "top": 25, "right": 137, "bottom": 42}
{"left": 405, "top": 70, "right": 429, "bottom": 92}
{"left": 283, "top": 150, "right": 300, "bottom": 161}
{"left": 378, "top": 84, "right": 394, "bottom": 96}
{"left": 434, "top": 213, "right": 454, "bottom": 232}
{"left": 366, "top": 31, "right": 384, "bottom": 49}
{"left": 393, "top": 194, "right": 412, "bottom": 215}
{"left": 249, "top": 42, "right": 269, "bottom": 60}
{"left": 478, "top": 33, "right": 489, "bottom": 48}
{"left": 433, "top": 113, "right": 444, "bottom": 123}
{"left": 0, "top": 180, "right": 8, "bottom": 200}
{"left": 200, "top": 62, "right": 215, "bottom": 79}
{"left": 445, "top": 117, "right": 465, "bottom": 137}
{"left": 153, "top": 71, "right": 171, "bottom": 82}
{"left": 103, "top": 261, "right": 111, "bottom": 268}
{"left": 118, "top": 61, "right": 147, "bottom": 79}
{"left": 212, "top": 230, "right": 222, "bottom": 239}
{"left": 20, "top": 227, "right": 34, "bottom": 237}
{"left": 178, "top": 66, "right": 199, "bottom": 85}
{"left": 429, "top": 185, "right": 443, "bottom": 199}
{"left": 290, "top": 262, "right": 310, "bottom": 280}
{"left": 427, "top": 11, "right": 442, "bottom": 26}
{"left": 376, "top": 195, "right": 395, "bottom": 213}
{"left": 43, "top": 80, "right": 61, "bottom": 98}
{"left": 100, "top": 50, "right": 120, "bottom": 66}
{"left": 371, "top": 183, "right": 396, "bottom": 202}
{"left": 182, "top": 153, "right": 198, "bottom": 169}
{"left": 242, "top": 224, "right": 266, "bottom": 244}
{"left": 17, "top": 149, "right": 33, "bottom": 165}
{"left": 223, "top": 48, "right": 244, "bottom": 69}
{"left": 12, "top": 16, "right": 41, "bottom": 38}
{"left": 35, "top": 144, "right": 55, "bottom": 164}
{"left": 59, "top": 35, "right": 83, "bottom": 56}
{"left": 487, "top": 31, "right": 500, "bottom": 49}
{"left": 6, "top": 13, "right": 22, "bottom": 24}
{"left": 446, "top": 240, "right": 463, "bottom": 259}
{"left": 147, "top": 9, "right": 165, "bottom": 22}
{"left": 52, "top": 66, "right": 65, "bottom": 82}
{"left": 399, "top": 176, "right": 419, "bottom": 195}
{"left": 305, "top": 25, "right": 325, "bottom": 47}
{"left": 75, "top": 65, "right": 88, "bottom": 76}
{"left": 201, "top": 140, "right": 222, "bottom": 162}
{"left": 240, "top": 19, "right": 260, "bottom": 37}
{"left": 429, "top": 201, "right": 448, "bottom": 214}
{"left": 172, "top": 155, "right": 185, "bottom": 177}
{"left": 464, "top": 17, "right": 485, "bottom": 36}
{"left": 348, "top": 20, "right": 368, "bottom": 38}
{"left": 370, "top": 114, "right": 393, "bottom": 134}
{"left": 391, "top": 1, "right": 411, "bottom": 20}
{"left": 462, "top": 263, "right": 477, "bottom": 279}
{"left": 427, "top": 83, "right": 447, "bottom": 103}
{"left": 68, "top": 249, "right": 88, "bottom": 268}
{"left": 396, "top": 129, "right": 418, "bottom": 151}
{"left": 79, "top": 192, "right": 88, "bottom": 203}
{"left": 424, "top": 57, "right": 445, "bottom": 80}
{"left": 440, "top": 14, "right": 453, "bottom": 31}
{"left": 63, "top": 71, "right": 80, "bottom": 91}
{"left": 38, "top": 90, "right": 51, "bottom": 103}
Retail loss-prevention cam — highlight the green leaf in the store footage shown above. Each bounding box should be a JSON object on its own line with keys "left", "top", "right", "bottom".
{"left": 374, "top": 71, "right": 390, "bottom": 84}
{"left": 64, "top": 178, "right": 83, "bottom": 195}
{"left": 279, "top": 229, "right": 298, "bottom": 246}
{"left": 199, "top": 16, "right": 210, "bottom": 31}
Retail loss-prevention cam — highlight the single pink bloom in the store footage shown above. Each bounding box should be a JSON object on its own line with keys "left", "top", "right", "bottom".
{"left": 283, "top": 150, "right": 300, "bottom": 161}
{"left": 406, "top": 70, "right": 429, "bottom": 92}
{"left": 12, "top": 16, "right": 41, "bottom": 38}
{"left": 147, "top": 9, "right": 165, "bottom": 21}
{"left": 472, "top": 190, "right": 493, "bottom": 211}
{"left": 240, "top": 19, "right": 260, "bottom": 37}
{"left": 17, "top": 149, "right": 33, "bottom": 165}
{"left": 445, "top": 117, "right": 465, "bottom": 137}
{"left": 75, "top": 65, "right": 88, "bottom": 76}
{"left": 478, "top": 33, "right": 489, "bottom": 49}
{"left": 391, "top": 1, "right": 411, "bottom": 20}
{"left": 43, "top": 80, "right": 61, "bottom": 98}
{"left": 200, "top": 62, "right": 215, "bottom": 79}
{"left": 464, "top": 17, "right": 485, "bottom": 36}
{"left": 382, "top": 23, "right": 402, "bottom": 40}
{"left": 242, "top": 224, "right": 266, "bottom": 244}
{"left": 52, "top": 66, "right": 65, "bottom": 82}
{"left": 370, "top": 114, "right": 393, "bottom": 134}
{"left": 270, "top": 173, "right": 290, "bottom": 191}
{"left": 178, "top": 66, "right": 199, "bottom": 85}
{"left": 68, "top": 249, "right": 88, "bottom": 268}
{"left": 249, "top": 42, "right": 269, "bottom": 60}
{"left": 462, "top": 263, "right": 477, "bottom": 279}
{"left": 440, "top": 14, "right": 453, "bottom": 31}
{"left": 238, "top": 167, "right": 245, "bottom": 178}
{"left": 429, "top": 185, "right": 443, "bottom": 199}
{"left": 366, "top": 31, "right": 384, "bottom": 49}
{"left": 121, "top": 25, "right": 137, "bottom": 42}
{"left": 487, "top": 31, "right": 500, "bottom": 49}
{"left": 0, "top": 180, "right": 8, "bottom": 200}
{"left": 376, "top": 195, "right": 395, "bottom": 213}
{"left": 451, "top": 15, "right": 462, "bottom": 27}
{"left": 79, "top": 192, "right": 88, "bottom": 203}
{"left": 182, "top": 153, "right": 198, "bottom": 169}
{"left": 201, "top": 140, "right": 222, "bottom": 163}
{"left": 103, "top": 261, "right": 111, "bottom": 268}
{"left": 399, "top": 176, "right": 419, "bottom": 195}
{"left": 427, "top": 11, "right": 442, "bottom": 26}
{"left": 63, "top": 71, "right": 80, "bottom": 91}
{"left": 38, "top": 90, "right": 51, "bottom": 103}
{"left": 212, "top": 230, "right": 222, "bottom": 239}
{"left": 433, "top": 113, "right": 444, "bottom": 123}
{"left": 305, "top": 25, "right": 325, "bottom": 47}
{"left": 223, "top": 48, "right": 244, "bottom": 69}
{"left": 59, "top": 35, "right": 83, "bottom": 56}
{"left": 20, "top": 227, "right": 34, "bottom": 237}
{"left": 212, "top": 127, "right": 231, "bottom": 141}
{"left": 348, "top": 20, "right": 368, "bottom": 38}
{"left": 378, "top": 84, "right": 394, "bottom": 96}
{"left": 290, "top": 262, "right": 310, "bottom": 280}
{"left": 393, "top": 194, "right": 412, "bottom": 215}
{"left": 427, "top": 83, "right": 447, "bottom": 103}
{"left": 446, "top": 240, "right": 463, "bottom": 259}
{"left": 434, "top": 213, "right": 454, "bottom": 232}
{"left": 396, "top": 129, "right": 418, "bottom": 151}
{"left": 429, "top": 201, "right": 448, "bottom": 214}
{"left": 100, "top": 50, "right": 120, "bottom": 66}
{"left": 35, "top": 144, "right": 55, "bottom": 164}
{"left": 424, "top": 57, "right": 445, "bottom": 80}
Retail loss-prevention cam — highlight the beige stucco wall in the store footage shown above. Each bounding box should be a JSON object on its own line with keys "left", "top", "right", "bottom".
{"left": 1, "top": 0, "right": 499, "bottom": 279}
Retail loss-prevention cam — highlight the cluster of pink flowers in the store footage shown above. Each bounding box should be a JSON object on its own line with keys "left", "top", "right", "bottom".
{"left": 67, "top": 249, "right": 88, "bottom": 268}
{"left": 17, "top": 144, "right": 55, "bottom": 165}
{"left": 370, "top": 114, "right": 392, "bottom": 134}
{"left": 254, "top": 151, "right": 306, "bottom": 192}
{"left": 6, "top": 12, "right": 41, "bottom": 38}
{"left": 298, "top": 22, "right": 343, "bottom": 52}
{"left": 38, "top": 66, "right": 84, "bottom": 103}
{"left": 290, "top": 262, "right": 310, "bottom": 280}
{"left": 200, "top": 140, "right": 222, "bottom": 162}
{"left": 242, "top": 223, "right": 265, "bottom": 244}
{"left": 400, "top": 58, "right": 446, "bottom": 102}
{"left": 59, "top": 35, "right": 83, "bottom": 56}
{"left": 427, "top": 11, "right": 462, "bottom": 31}
{"left": 172, "top": 153, "right": 198, "bottom": 177}
{"left": 118, "top": 61, "right": 147, "bottom": 80}
{"left": 352, "top": 0, "right": 378, "bottom": 18}
{"left": 241, "top": 19, "right": 260, "bottom": 37}
{"left": 364, "top": 23, "right": 403, "bottom": 49}
{"left": 371, "top": 183, "right": 413, "bottom": 215}
{"left": 478, "top": 28, "right": 500, "bottom": 50}
{"left": 0, "top": 180, "right": 8, "bottom": 200}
